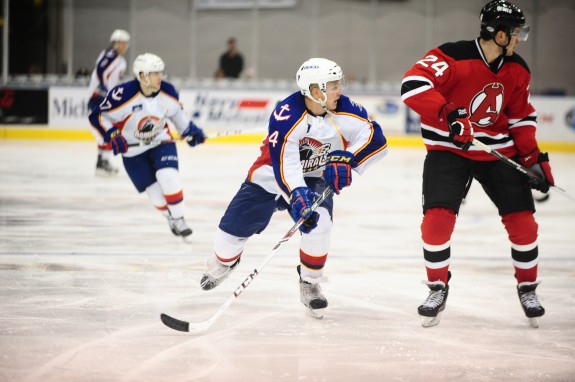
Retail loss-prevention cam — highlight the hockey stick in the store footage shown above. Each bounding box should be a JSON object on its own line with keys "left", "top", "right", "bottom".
{"left": 160, "top": 186, "right": 333, "bottom": 334}
{"left": 127, "top": 129, "right": 250, "bottom": 148}
{"left": 471, "top": 138, "right": 574, "bottom": 202}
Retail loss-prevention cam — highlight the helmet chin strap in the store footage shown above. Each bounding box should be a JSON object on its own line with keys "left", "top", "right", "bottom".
{"left": 306, "top": 91, "right": 329, "bottom": 112}
{"left": 139, "top": 74, "right": 160, "bottom": 93}
{"left": 494, "top": 29, "right": 512, "bottom": 56}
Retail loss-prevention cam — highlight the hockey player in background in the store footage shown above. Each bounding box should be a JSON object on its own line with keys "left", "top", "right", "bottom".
{"left": 87, "top": 29, "right": 131, "bottom": 176}
{"left": 200, "top": 58, "right": 388, "bottom": 318}
{"left": 401, "top": 0, "right": 554, "bottom": 328}
{"left": 89, "top": 53, "right": 206, "bottom": 241}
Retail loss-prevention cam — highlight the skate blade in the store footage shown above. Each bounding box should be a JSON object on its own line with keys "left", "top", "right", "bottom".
{"left": 305, "top": 308, "right": 325, "bottom": 320}
{"left": 421, "top": 313, "right": 441, "bottom": 328}
{"left": 529, "top": 317, "right": 539, "bottom": 328}
{"left": 181, "top": 235, "right": 193, "bottom": 244}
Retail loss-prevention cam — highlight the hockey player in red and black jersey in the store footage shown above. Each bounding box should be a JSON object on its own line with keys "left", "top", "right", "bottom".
{"left": 401, "top": 0, "right": 554, "bottom": 328}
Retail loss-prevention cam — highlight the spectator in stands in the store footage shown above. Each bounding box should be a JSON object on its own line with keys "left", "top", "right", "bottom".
{"left": 215, "top": 37, "right": 244, "bottom": 79}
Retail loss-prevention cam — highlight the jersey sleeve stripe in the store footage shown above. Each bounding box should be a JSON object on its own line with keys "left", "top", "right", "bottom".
{"left": 356, "top": 142, "right": 387, "bottom": 166}
{"left": 401, "top": 83, "right": 433, "bottom": 101}
{"left": 508, "top": 112, "right": 536, "bottom": 124}
{"left": 401, "top": 76, "right": 434, "bottom": 101}
{"left": 509, "top": 120, "right": 537, "bottom": 129}
{"left": 402, "top": 75, "right": 434, "bottom": 86}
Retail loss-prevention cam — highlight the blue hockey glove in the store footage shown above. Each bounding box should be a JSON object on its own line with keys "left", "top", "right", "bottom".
{"left": 104, "top": 127, "right": 128, "bottom": 155}
{"left": 182, "top": 122, "right": 206, "bottom": 147}
{"left": 289, "top": 187, "right": 319, "bottom": 234}
{"left": 323, "top": 150, "right": 354, "bottom": 194}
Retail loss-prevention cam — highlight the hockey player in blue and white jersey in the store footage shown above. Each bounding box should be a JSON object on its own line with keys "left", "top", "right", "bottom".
{"left": 89, "top": 53, "right": 206, "bottom": 241}
{"left": 88, "top": 29, "right": 131, "bottom": 176}
{"left": 200, "top": 58, "right": 388, "bottom": 317}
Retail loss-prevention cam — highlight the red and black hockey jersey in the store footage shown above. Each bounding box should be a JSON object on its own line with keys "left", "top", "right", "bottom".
{"left": 401, "top": 38, "right": 539, "bottom": 161}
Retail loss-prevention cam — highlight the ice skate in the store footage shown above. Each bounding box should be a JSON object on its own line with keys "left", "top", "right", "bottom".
{"left": 200, "top": 257, "right": 240, "bottom": 291}
{"left": 95, "top": 154, "right": 118, "bottom": 177}
{"left": 168, "top": 216, "right": 193, "bottom": 241}
{"left": 517, "top": 281, "right": 545, "bottom": 328}
{"left": 418, "top": 273, "right": 450, "bottom": 327}
{"left": 298, "top": 266, "right": 328, "bottom": 319}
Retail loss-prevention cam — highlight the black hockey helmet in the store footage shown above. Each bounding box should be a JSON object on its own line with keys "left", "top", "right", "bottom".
{"left": 480, "top": 0, "right": 529, "bottom": 41}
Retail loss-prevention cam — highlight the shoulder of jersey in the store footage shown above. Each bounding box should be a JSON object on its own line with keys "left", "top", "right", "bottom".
{"left": 104, "top": 48, "right": 119, "bottom": 60}
{"left": 269, "top": 91, "right": 306, "bottom": 128}
{"left": 335, "top": 95, "right": 369, "bottom": 119}
{"left": 505, "top": 52, "right": 530, "bottom": 73}
{"left": 159, "top": 81, "right": 180, "bottom": 99}
{"left": 105, "top": 80, "right": 141, "bottom": 109}
{"left": 438, "top": 39, "right": 479, "bottom": 61}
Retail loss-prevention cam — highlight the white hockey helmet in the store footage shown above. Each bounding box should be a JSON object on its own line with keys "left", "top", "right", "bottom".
{"left": 110, "top": 29, "right": 131, "bottom": 43}
{"left": 133, "top": 53, "right": 165, "bottom": 79}
{"left": 296, "top": 58, "right": 343, "bottom": 100}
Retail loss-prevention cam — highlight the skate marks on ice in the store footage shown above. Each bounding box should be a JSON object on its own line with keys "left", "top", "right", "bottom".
{"left": 1, "top": 141, "right": 575, "bottom": 381}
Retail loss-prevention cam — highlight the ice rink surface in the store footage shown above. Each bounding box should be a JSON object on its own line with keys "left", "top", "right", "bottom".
{"left": 1, "top": 139, "right": 574, "bottom": 382}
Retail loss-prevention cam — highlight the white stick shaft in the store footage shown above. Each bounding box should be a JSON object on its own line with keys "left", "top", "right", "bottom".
{"left": 186, "top": 187, "right": 333, "bottom": 333}
{"left": 127, "top": 129, "right": 249, "bottom": 148}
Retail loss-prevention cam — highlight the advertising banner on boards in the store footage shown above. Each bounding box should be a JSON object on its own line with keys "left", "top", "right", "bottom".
{"left": 45, "top": 85, "right": 575, "bottom": 143}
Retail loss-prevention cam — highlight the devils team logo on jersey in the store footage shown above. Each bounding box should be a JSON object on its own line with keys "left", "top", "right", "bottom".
{"left": 299, "top": 137, "right": 331, "bottom": 173}
{"left": 133, "top": 115, "right": 163, "bottom": 142}
{"left": 469, "top": 83, "right": 504, "bottom": 127}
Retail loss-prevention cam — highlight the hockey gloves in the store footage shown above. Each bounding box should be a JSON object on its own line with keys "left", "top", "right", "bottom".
{"left": 182, "top": 122, "right": 206, "bottom": 147}
{"left": 324, "top": 150, "right": 354, "bottom": 194}
{"left": 289, "top": 187, "right": 320, "bottom": 234}
{"left": 104, "top": 127, "right": 128, "bottom": 155}
{"left": 520, "top": 150, "right": 555, "bottom": 193}
{"left": 442, "top": 104, "right": 474, "bottom": 151}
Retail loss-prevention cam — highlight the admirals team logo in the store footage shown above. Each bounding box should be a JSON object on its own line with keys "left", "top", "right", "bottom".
{"left": 299, "top": 137, "right": 331, "bottom": 173}
{"left": 469, "top": 83, "right": 504, "bottom": 127}
{"left": 133, "top": 115, "right": 163, "bottom": 142}
{"left": 273, "top": 104, "right": 291, "bottom": 121}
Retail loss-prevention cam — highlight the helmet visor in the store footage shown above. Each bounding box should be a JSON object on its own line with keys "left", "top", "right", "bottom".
{"left": 510, "top": 25, "right": 529, "bottom": 41}
{"left": 325, "top": 77, "right": 346, "bottom": 94}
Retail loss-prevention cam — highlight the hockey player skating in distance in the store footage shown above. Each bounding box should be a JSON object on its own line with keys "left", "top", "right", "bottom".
{"left": 401, "top": 0, "right": 554, "bottom": 328}
{"left": 200, "top": 58, "right": 388, "bottom": 318}
{"left": 87, "top": 29, "right": 131, "bottom": 176}
{"left": 89, "top": 53, "right": 206, "bottom": 241}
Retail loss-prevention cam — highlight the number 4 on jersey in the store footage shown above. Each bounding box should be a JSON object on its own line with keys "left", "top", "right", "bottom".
{"left": 268, "top": 130, "right": 279, "bottom": 147}
{"left": 417, "top": 55, "right": 449, "bottom": 77}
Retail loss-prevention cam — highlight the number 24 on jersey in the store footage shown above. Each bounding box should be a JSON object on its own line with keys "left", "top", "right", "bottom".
{"left": 417, "top": 55, "right": 449, "bottom": 77}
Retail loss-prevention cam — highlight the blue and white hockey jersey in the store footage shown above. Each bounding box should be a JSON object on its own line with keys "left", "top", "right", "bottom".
{"left": 88, "top": 79, "right": 190, "bottom": 157}
{"left": 88, "top": 48, "right": 127, "bottom": 98}
{"left": 247, "top": 91, "right": 388, "bottom": 201}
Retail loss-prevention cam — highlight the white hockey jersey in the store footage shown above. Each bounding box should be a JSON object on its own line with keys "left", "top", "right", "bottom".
{"left": 247, "top": 92, "right": 388, "bottom": 201}
{"left": 88, "top": 48, "right": 127, "bottom": 98}
{"left": 88, "top": 79, "right": 190, "bottom": 157}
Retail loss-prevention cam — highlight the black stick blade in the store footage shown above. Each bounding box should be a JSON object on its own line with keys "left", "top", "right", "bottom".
{"left": 160, "top": 313, "right": 190, "bottom": 332}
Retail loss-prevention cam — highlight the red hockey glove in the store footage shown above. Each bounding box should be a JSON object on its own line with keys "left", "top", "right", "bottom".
{"left": 523, "top": 151, "right": 555, "bottom": 193}
{"left": 104, "top": 127, "right": 128, "bottom": 155}
{"left": 445, "top": 106, "right": 474, "bottom": 152}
